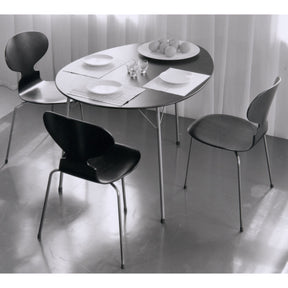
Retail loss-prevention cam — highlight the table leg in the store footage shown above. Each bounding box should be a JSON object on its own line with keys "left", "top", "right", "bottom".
{"left": 174, "top": 103, "right": 180, "bottom": 145}
{"left": 58, "top": 98, "right": 71, "bottom": 194}
{"left": 66, "top": 98, "right": 71, "bottom": 116}
{"left": 156, "top": 107, "right": 165, "bottom": 223}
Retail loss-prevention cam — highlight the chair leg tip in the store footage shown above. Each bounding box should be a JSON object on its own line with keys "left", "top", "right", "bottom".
{"left": 160, "top": 218, "right": 165, "bottom": 224}
{"left": 5, "top": 159, "right": 8, "bottom": 164}
{"left": 37, "top": 234, "right": 41, "bottom": 241}
{"left": 176, "top": 141, "right": 180, "bottom": 146}
{"left": 240, "top": 227, "right": 244, "bottom": 233}
{"left": 121, "top": 264, "right": 125, "bottom": 269}
{"left": 270, "top": 184, "right": 274, "bottom": 189}
{"left": 58, "top": 187, "right": 63, "bottom": 195}
{"left": 124, "top": 208, "right": 127, "bottom": 214}
{"left": 183, "top": 185, "right": 187, "bottom": 189}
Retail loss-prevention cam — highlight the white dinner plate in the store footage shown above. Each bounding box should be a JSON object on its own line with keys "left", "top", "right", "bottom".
{"left": 82, "top": 54, "right": 114, "bottom": 66}
{"left": 87, "top": 80, "right": 122, "bottom": 95}
{"left": 159, "top": 69, "right": 191, "bottom": 85}
{"left": 137, "top": 41, "right": 200, "bottom": 60}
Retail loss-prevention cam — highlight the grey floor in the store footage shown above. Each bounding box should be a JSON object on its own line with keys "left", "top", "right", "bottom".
{"left": 1, "top": 95, "right": 288, "bottom": 274}
{"left": 0, "top": 86, "right": 20, "bottom": 119}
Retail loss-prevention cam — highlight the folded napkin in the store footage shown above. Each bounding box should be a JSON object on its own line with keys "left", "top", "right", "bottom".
{"left": 143, "top": 68, "right": 210, "bottom": 96}
{"left": 63, "top": 54, "right": 125, "bottom": 79}
{"left": 68, "top": 84, "right": 145, "bottom": 107}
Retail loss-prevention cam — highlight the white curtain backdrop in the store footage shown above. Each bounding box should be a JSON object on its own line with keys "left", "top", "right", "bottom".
{"left": 0, "top": 15, "right": 287, "bottom": 138}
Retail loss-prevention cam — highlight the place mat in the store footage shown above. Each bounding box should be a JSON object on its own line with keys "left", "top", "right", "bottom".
{"left": 143, "top": 68, "right": 210, "bottom": 96}
{"left": 63, "top": 55, "right": 126, "bottom": 79}
{"left": 67, "top": 84, "right": 145, "bottom": 107}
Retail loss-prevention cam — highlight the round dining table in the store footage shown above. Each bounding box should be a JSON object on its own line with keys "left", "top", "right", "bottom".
{"left": 55, "top": 43, "right": 214, "bottom": 223}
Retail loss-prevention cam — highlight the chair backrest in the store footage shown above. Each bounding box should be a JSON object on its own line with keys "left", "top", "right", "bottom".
{"left": 43, "top": 112, "right": 115, "bottom": 161}
{"left": 246, "top": 77, "right": 281, "bottom": 143}
{"left": 5, "top": 31, "right": 48, "bottom": 91}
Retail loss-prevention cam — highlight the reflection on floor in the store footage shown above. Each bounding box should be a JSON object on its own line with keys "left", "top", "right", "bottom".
{"left": 0, "top": 86, "right": 20, "bottom": 119}
{"left": 1, "top": 102, "right": 288, "bottom": 273}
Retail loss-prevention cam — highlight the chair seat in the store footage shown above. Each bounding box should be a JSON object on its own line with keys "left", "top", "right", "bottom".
{"left": 19, "top": 80, "right": 67, "bottom": 104}
{"left": 59, "top": 143, "right": 141, "bottom": 184}
{"left": 188, "top": 114, "right": 258, "bottom": 152}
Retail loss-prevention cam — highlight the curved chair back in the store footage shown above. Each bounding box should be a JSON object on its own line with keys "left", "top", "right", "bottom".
{"left": 5, "top": 31, "right": 49, "bottom": 91}
{"left": 246, "top": 77, "right": 281, "bottom": 143}
{"left": 43, "top": 112, "right": 115, "bottom": 161}
{"left": 247, "top": 77, "right": 281, "bottom": 124}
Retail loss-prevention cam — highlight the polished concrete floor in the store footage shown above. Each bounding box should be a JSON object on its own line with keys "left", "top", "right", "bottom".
{"left": 1, "top": 100, "right": 288, "bottom": 274}
{"left": 0, "top": 86, "right": 20, "bottom": 119}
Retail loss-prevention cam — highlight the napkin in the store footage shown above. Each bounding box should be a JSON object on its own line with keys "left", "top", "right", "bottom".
{"left": 143, "top": 68, "right": 210, "bottom": 96}
{"left": 63, "top": 55, "right": 125, "bottom": 79}
{"left": 68, "top": 84, "right": 145, "bottom": 107}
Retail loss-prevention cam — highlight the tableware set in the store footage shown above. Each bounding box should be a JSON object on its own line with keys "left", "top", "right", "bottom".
{"left": 75, "top": 40, "right": 201, "bottom": 100}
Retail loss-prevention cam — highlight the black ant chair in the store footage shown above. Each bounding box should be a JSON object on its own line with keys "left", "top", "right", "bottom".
{"left": 37, "top": 111, "right": 141, "bottom": 269}
{"left": 4, "top": 31, "right": 83, "bottom": 164}
{"left": 184, "top": 77, "right": 281, "bottom": 232}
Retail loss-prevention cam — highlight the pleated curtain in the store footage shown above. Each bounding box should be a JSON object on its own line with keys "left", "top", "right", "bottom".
{"left": 0, "top": 14, "right": 287, "bottom": 138}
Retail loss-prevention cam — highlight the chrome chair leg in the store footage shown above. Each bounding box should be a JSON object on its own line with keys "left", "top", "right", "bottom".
{"left": 79, "top": 102, "right": 84, "bottom": 121}
{"left": 111, "top": 183, "right": 125, "bottom": 269}
{"left": 5, "top": 104, "right": 22, "bottom": 164}
{"left": 121, "top": 178, "right": 127, "bottom": 214}
{"left": 184, "top": 137, "right": 193, "bottom": 189}
{"left": 235, "top": 152, "right": 244, "bottom": 233}
{"left": 37, "top": 169, "right": 59, "bottom": 240}
{"left": 175, "top": 103, "right": 180, "bottom": 145}
{"left": 263, "top": 136, "right": 273, "bottom": 188}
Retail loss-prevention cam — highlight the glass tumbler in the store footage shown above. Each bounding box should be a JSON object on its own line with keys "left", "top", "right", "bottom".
{"left": 126, "top": 59, "right": 138, "bottom": 79}
{"left": 138, "top": 59, "right": 149, "bottom": 75}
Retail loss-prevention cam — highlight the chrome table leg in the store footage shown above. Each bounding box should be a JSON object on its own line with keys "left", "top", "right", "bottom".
{"left": 66, "top": 98, "right": 71, "bottom": 116}
{"left": 235, "top": 152, "right": 243, "bottom": 233}
{"left": 79, "top": 102, "right": 84, "bottom": 120}
{"left": 156, "top": 107, "right": 165, "bottom": 223}
{"left": 58, "top": 98, "right": 71, "bottom": 193}
{"left": 175, "top": 103, "right": 180, "bottom": 145}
